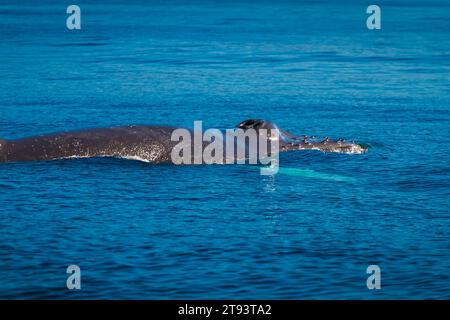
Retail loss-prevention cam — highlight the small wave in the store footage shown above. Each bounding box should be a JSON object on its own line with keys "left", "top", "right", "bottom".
{"left": 60, "top": 154, "right": 152, "bottom": 163}
{"left": 119, "top": 155, "right": 151, "bottom": 163}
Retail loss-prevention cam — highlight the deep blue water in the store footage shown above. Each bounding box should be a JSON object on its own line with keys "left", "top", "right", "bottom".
{"left": 0, "top": 0, "right": 449, "bottom": 299}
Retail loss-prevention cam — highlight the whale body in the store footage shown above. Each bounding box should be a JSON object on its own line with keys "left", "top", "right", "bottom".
{"left": 0, "top": 119, "right": 367, "bottom": 164}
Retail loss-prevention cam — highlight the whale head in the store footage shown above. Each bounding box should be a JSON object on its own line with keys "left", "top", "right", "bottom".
{"left": 236, "top": 119, "right": 367, "bottom": 154}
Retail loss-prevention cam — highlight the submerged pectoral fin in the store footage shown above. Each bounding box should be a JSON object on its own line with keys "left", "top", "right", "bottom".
{"left": 254, "top": 165, "right": 356, "bottom": 182}
{"left": 276, "top": 167, "right": 356, "bottom": 182}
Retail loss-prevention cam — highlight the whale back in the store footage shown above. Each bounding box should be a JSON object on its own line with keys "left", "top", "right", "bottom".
{"left": 0, "top": 139, "right": 7, "bottom": 163}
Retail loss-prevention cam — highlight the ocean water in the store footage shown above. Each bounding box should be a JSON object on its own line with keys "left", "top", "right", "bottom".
{"left": 0, "top": 0, "right": 449, "bottom": 299}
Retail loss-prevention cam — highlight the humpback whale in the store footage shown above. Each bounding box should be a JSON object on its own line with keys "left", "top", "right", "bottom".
{"left": 0, "top": 119, "right": 367, "bottom": 164}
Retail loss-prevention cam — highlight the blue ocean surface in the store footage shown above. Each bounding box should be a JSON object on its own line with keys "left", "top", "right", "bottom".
{"left": 0, "top": 0, "right": 449, "bottom": 299}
